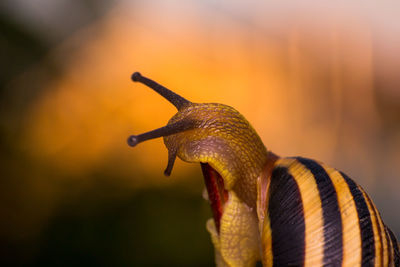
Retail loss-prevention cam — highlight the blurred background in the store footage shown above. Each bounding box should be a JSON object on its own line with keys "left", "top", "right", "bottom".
{"left": 1, "top": 0, "right": 399, "bottom": 265}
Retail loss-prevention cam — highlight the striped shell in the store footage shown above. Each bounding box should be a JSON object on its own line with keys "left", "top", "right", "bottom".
{"left": 260, "top": 157, "right": 399, "bottom": 267}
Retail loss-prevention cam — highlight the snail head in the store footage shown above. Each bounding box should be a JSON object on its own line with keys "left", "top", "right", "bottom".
{"left": 127, "top": 72, "right": 267, "bottom": 197}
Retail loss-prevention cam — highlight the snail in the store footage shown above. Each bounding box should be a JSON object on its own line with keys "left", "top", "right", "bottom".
{"left": 127, "top": 72, "right": 399, "bottom": 267}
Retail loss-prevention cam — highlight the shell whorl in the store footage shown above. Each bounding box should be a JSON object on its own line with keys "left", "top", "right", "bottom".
{"left": 260, "top": 157, "right": 399, "bottom": 267}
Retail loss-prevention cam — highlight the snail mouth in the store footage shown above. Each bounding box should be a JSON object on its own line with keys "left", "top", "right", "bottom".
{"left": 200, "top": 163, "right": 228, "bottom": 233}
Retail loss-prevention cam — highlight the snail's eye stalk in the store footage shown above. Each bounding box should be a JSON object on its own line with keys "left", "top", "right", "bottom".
{"left": 127, "top": 118, "right": 196, "bottom": 176}
{"left": 128, "top": 72, "right": 196, "bottom": 176}
{"left": 131, "top": 72, "right": 191, "bottom": 110}
{"left": 164, "top": 149, "right": 177, "bottom": 176}
{"left": 127, "top": 119, "right": 195, "bottom": 147}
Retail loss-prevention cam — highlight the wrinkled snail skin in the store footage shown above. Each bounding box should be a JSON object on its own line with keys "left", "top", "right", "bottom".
{"left": 128, "top": 72, "right": 400, "bottom": 267}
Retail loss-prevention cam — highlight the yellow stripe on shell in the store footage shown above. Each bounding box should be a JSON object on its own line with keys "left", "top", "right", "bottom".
{"left": 322, "top": 165, "right": 362, "bottom": 266}
{"left": 274, "top": 158, "right": 325, "bottom": 267}
{"left": 362, "top": 188, "right": 390, "bottom": 266}
{"left": 384, "top": 227, "right": 395, "bottom": 266}
{"left": 377, "top": 209, "right": 389, "bottom": 266}
{"left": 359, "top": 186, "right": 383, "bottom": 267}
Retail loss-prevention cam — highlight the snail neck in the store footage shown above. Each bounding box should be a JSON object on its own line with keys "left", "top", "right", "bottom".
{"left": 163, "top": 103, "right": 272, "bottom": 208}
{"left": 231, "top": 150, "right": 278, "bottom": 210}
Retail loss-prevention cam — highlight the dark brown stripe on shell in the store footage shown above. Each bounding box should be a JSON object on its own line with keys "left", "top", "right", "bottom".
{"left": 297, "top": 157, "right": 343, "bottom": 266}
{"left": 268, "top": 166, "right": 306, "bottom": 266}
{"left": 340, "top": 171, "right": 375, "bottom": 266}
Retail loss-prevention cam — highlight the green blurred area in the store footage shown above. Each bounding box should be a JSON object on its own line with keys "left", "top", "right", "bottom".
{"left": 2, "top": 174, "right": 214, "bottom": 265}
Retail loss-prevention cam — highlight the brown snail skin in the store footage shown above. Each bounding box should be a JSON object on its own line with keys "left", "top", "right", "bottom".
{"left": 127, "top": 72, "right": 399, "bottom": 267}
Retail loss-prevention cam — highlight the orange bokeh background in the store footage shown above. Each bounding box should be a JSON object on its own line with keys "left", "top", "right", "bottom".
{"left": 2, "top": 0, "right": 399, "bottom": 265}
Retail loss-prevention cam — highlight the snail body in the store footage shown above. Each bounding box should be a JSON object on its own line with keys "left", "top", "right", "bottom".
{"left": 128, "top": 72, "right": 399, "bottom": 267}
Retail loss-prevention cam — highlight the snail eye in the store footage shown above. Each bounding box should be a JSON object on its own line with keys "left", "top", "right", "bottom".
{"left": 131, "top": 72, "right": 191, "bottom": 110}
{"left": 128, "top": 72, "right": 196, "bottom": 176}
